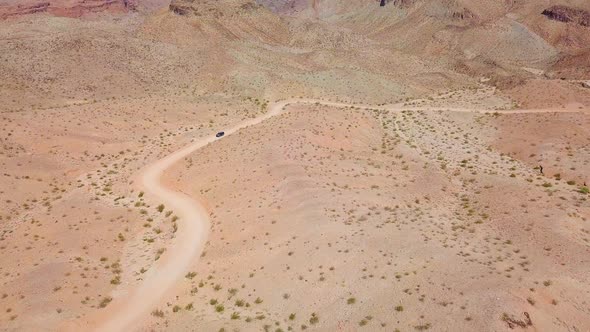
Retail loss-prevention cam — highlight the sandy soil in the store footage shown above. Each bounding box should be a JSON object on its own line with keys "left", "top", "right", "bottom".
{"left": 141, "top": 99, "right": 589, "bottom": 331}
{"left": 111, "top": 99, "right": 590, "bottom": 331}
{"left": 2, "top": 92, "right": 589, "bottom": 331}
{"left": 87, "top": 98, "right": 589, "bottom": 331}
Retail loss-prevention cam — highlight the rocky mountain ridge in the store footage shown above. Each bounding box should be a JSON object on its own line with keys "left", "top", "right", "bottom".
{"left": 0, "top": 0, "right": 137, "bottom": 19}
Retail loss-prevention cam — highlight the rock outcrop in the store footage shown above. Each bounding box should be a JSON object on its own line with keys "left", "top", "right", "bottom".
{"left": 0, "top": 0, "right": 137, "bottom": 19}
{"left": 542, "top": 5, "right": 590, "bottom": 27}
{"left": 0, "top": 1, "right": 49, "bottom": 19}
{"left": 170, "top": 0, "right": 262, "bottom": 17}
{"left": 254, "top": 0, "right": 307, "bottom": 14}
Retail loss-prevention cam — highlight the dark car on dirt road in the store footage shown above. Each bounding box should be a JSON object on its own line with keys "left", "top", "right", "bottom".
{"left": 216, "top": 131, "right": 225, "bottom": 138}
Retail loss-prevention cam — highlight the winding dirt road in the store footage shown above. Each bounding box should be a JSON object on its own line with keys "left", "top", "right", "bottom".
{"left": 94, "top": 99, "right": 293, "bottom": 332}
{"left": 95, "top": 99, "right": 585, "bottom": 331}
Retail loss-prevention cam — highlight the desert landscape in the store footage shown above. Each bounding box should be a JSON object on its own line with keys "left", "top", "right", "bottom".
{"left": 0, "top": 0, "right": 589, "bottom": 331}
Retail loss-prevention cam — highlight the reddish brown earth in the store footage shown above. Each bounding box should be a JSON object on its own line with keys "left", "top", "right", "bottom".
{"left": 503, "top": 79, "right": 590, "bottom": 109}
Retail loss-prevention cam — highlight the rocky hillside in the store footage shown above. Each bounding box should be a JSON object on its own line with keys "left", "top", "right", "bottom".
{"left": 164, "top": 0, "right": 589, "bottom": 81}
{"left": 1, "top": 0, "right": 588, "bottom": 105}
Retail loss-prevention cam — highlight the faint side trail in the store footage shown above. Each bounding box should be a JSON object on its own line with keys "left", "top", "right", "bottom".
{"left": 94, "top": 98, "right": 586, "bottom": 332}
